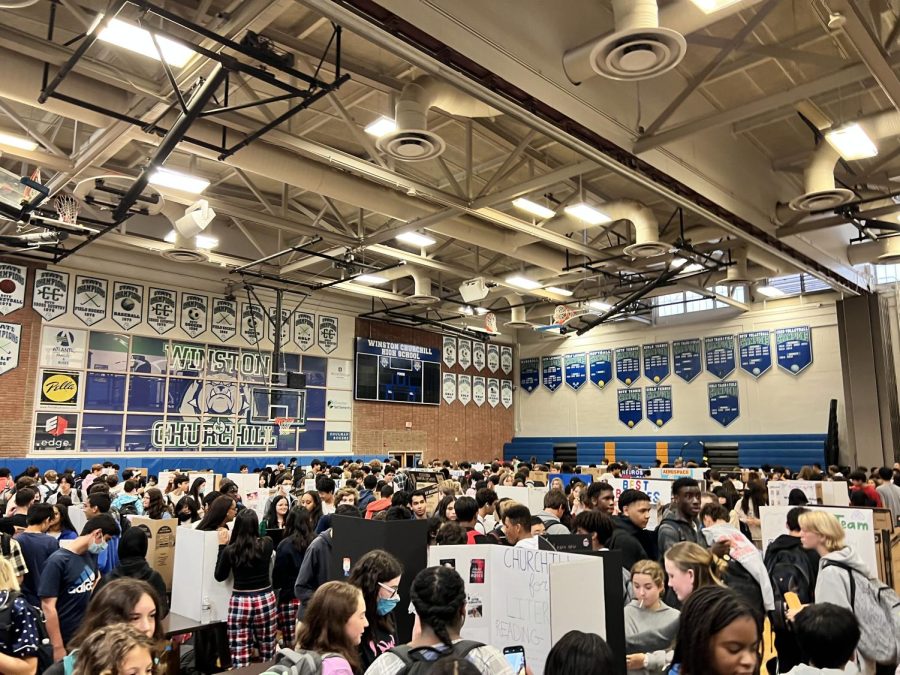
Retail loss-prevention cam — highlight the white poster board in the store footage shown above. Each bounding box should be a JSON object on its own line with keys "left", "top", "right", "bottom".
{"left": 606, "top": 478, "right": 673, "bottom": 530}
{"left": 650, "top": 467, "right": 707, "bottom": 481}
{"left": 227, "top": 473, "right": 267, "bottom": 516}
{"left": 767, "top": 480, "right": 849, "bottom": 506}
{"left": 170, "top": 527, "right": 233, "bottom": 622}
{"left": 496, "top": 486, "right": 548, "bottom": 514}
{"left": 427, "top": 545, "right": 606, "bottom": 675}
{"left": 760, "top": 505, "right": 879, "bottom": 580}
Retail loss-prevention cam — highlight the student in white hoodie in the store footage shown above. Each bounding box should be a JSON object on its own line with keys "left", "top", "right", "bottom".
{"left": 785, "top": 602, "right": 860, "bottom": 675}
{"left": 624, "top": 560, "right": 679, "bottom": 674}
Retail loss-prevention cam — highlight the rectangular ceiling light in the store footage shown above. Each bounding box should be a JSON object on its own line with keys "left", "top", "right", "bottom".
{"left": 564, "top": 202, "right": 612, "bottom": 225}
{"left": 505, "top": 275, "right": 542, "bottom": 290}
{"left": 0, "top": 132, "right": 38, "bottom": 152}
{"left": 149, "top": 167, "right": 210, "bottom": 194}
{"left": 354, "top": 274, "right": 389, "bottom": 284}
{"left": 512, "top": 197, "right": 555, "bottom": 220}
{"left": 825, "top": 123, "right": 878, "bottom": 161}
{"left": 364, "top": 116, "right": 397, "bottom": 138}
{"left": 589, "top": 300, "right": 613, "bottom": 311}
{"left": 395, "top": 231, "right": 436, "bottom": 247}
{"left": 98, "top": 19, "right": 194, "bottom": 68}
{"left": 755, "top": 285, "right": 785, "bottom": 298}
{"left": 688, "top": 0, "right": 747, "bottom": 13}
{"left": 164, "top": 231, "right": 218, "bottom": 249}
{"left": 545, "top": 286, "right": 573, "bottom": 297}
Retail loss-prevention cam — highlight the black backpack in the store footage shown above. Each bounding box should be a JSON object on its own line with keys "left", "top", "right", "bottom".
{"left": 766, "top": 547, "right": 813, "bottom": 631}
{"left": 0, "top": 590, "right": 54, "bottom": 673}
{"left": 389, "top": 640, "right": 484, "bottom": 674}
{"left": 722, "top": 555, "right": 765, "bottom": 614}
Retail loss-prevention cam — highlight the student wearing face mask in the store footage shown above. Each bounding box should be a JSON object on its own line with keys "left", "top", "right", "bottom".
{"left": 347, "top": 550, "right": 404, "bottom": 670}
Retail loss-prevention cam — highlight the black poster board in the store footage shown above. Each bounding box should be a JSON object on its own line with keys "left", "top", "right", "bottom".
{"left": 538, "top": 539, "right": 627, "bottom": 675}
{"left": 330, "top": 515, "right": 430, "bottom": 643}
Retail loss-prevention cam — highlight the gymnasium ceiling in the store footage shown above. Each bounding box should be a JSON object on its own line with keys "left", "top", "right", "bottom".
{"left": 0, "top": 0, "right": 899, "bottom": 330}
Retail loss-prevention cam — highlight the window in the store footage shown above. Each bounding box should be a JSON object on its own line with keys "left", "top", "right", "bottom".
{"left": 654, "top": 285, "right": 745, "bottom": 317}
{"left": 874, "top": 263, "right": 900, "bottom": 285}
{"left": 766, "top": 274, "right": 830, "bottom": 296}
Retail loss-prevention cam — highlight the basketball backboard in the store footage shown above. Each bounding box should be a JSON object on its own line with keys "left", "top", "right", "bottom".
{"left": 247, "top": 385, "right": 307, "bottom": 429}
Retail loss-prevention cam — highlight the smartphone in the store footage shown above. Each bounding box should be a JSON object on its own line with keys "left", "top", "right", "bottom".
{"left": 503, "top": 646, "right": 527, "bottom": 675}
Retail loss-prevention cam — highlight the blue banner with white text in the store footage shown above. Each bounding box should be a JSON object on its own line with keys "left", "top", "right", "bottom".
{"left": 776, "top": 326, "right": 813, "bottom": 375}
{"left": 709, "top": 381, "right": 740, "bottom": 427}
{"left": 645, "top": 385, "right": 673, "bottom": 428}
{"left": 617, "top": 388, "right": 643, "bottom": 428}
{"left": 589, "top": 349, "right": 613, "bottom": 389}
{"left": 673, "top": 338, "right": 702, "bottom": 383}
{"left": 542, "top": 355, "right": 563, "bottom": 392}
{"left": 520, "top": 358, "right": 540, "bottom": 393}
{"left": 643, "top": 342, "right": 670, "bottom": 383}
{"left": 616, "top": 346, "right": 641, "bottom": 386}
{"left": 564, "top": 353, "right": 587, "bottom": 390}
{"left": 739, "top": 331, "right": 771, "bottom": 378}
{"left": 704, "top": 335, "right": 736, "bottom": 379}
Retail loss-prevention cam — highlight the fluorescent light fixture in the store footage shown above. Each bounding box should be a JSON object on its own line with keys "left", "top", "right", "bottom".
{"left": 474, "top": 306, "right": 489, "bottom": 315}
{"left": 688, "top": 0, "right": 747, "bottom": 13}
{"left": 395, "top": 231, "right": 436, "bottom": 247}
{"left": 458, "top": 305, "right": 474, "bottom": 316}
{"left": 354, "top": 274, "right": 389, "bottom": 284}
{"left": 564, "top": 202, "right": 612, "bottom": 225}
{"left": 164, "top": 231, "right": 218, "bottom": 249}
{"left": 825, "top": 123, "right": 878, "bottom": 161}
{"left": 364, "top": 116, "right": 397, "bottom": 137}
{"left": 149, "top": 167, "right": 209, "bottom": 194}
{"left": 589, "top": 300, "right": 613, "bottom": 312}
{"left": 505, "top": 275, "right": 542, "bottom": 290}
{"left": 545, "top": 286, "right": 573, "bottom": 297}
{"left": 0, "top": 132, "right": 38, "bottom": 152}
{"left": 755, "top": 285, "right": 785, "bottom": 298}
{"left": 671, "top": 257, "right": 704, "bottom": 274}
{"left": 98, "top": 19, "right": 193, "bottom": 68}
{"left": 512, "top": 197, "right": 555, "bottom": 220}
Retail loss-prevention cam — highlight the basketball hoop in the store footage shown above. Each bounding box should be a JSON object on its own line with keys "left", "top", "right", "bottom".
{"left": 553, "top": 304, "right": 575, "bottom": 325}
{"left": 54, "top": 195, "right": 80, "bottom": 225}
{"left": 484, "top": 312, "right": 498, "bottom": 334}
{"left": 274, "top": 417, "right": 295, "bottom": 436}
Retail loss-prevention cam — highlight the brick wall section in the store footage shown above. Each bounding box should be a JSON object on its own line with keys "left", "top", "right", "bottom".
{"left": 352, "top": 319, "right": 514, "bottom": 463}
{"left": 0, "top": 262, "right": 44, "bottom": 456}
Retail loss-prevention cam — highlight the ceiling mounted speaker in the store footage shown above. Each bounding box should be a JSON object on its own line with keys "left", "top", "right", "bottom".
{"left": 459, "top": 277, "right": 489, "bottom": 303}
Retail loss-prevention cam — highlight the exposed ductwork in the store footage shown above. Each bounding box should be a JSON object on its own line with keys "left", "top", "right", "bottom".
{"left": 353, "top": 264, "right": 439, "bottom": 304}
{"left": 503, "top": 293, "right": 529, "bottom": 328}
{"left": 722, "top": 247, "right": 751, "bottom": 286}
{"left": 377, "top": 75, "right": 500, "bottom": 162}
{"left": 847, "top": 236, "right": 900, "bottom": 266}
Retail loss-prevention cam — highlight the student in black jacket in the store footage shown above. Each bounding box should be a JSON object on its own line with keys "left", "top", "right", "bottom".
{"left": 609, "top": 489, "right": 655, "bottom": 569}
{"left": 94, "top": 527, "right": 168, "bottom": 616}
{"left": 272, "top": 505, "right": 313, "bottom": 641}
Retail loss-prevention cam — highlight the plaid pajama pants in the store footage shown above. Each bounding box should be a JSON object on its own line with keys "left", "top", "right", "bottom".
{"left": 277, "top": 598, "right": 301, "bottom": 644}
{"left": 226, "top": 589, "right": 277, "bottom": 668}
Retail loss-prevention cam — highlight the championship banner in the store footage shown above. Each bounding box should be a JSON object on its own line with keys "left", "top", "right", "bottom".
{"left": 564, "top": 353, "right": 587, "bottom": 390}
{"left": 589, "top": 349, "right": 613, "bottom": 389}
{"left": 458, "top": 374, "right": 472, "bottom": 405}
{"left": 458, "top": 339, "right": 472, "bottom": 369}
{"left": 442, "top": 336, "right": 457, "bottom": 368}
{"left": 709, "top": 381, "right": 740, "bottom": 427}
{"left": 500, "top": 346, "right": 513, "bottom": 374}
{"left": 33, "top": 270, "right": 70, "bottom": 321}
{"left": 776, "top": 326, "right": 813, "bottom": 374}
{"left": 442, "top": 372, "right": 457, "bottom": 405}
{"left": 0, "top": 322, "right": 21, "bottom": 375}
{"left": 240, "top": 302, "right": 264, "bottom": 344}
{"left": 473, "top": 376, "right": 486, "bottom": 406}
{"left": 472, "top": 342, "right": 486, "bottom": 371}
{"left": 673, "top": 338, "right": 702, "bottom": 382}
{"left": 487, "top": 344, "right": 500, "bottom": 373}
{"left": 739, "top": 331, "right": 771, "bottom": 378}
{"left": 293, "top": 311, "right": 314, "bottom": 350}
{"left": 501, "top": 379, "right": 513, "bottom": 408}
{"left": 146, "top": 288, "right": 176, "bottom": 335}
{"left": 180, "top": 293, "right": 208, "bottom": 338}
{"left": 110, "top": 281, "right": 143, "bottom": 330}
{"left": 645, "top": 385, "right": 672, "bottom": 428}
{"left": 317, "top": 315, "right": 339, "bottom": 353}
{"left": 615, "top": 346, "right": 640, "bottom": 386}
{"left": 541, "top": 355, "right": 563, "bottom": 392}
{"left": 520, "top": 357, "right": 540, "bottom": 393}
{"left": 268, "top": 308, "right": 290, "bottom": 345}
{"left": 0, "top": 263, "right": 26, "bottom": 315}
{"left": 642, "top": 342, "right": 670, "bottom": 383}
{"left": 617, "top": 388, "right": 643, "bottom": 428}
{"left": 704, "top": 334, "right": 736, "bottom": 379}
{"left": 210, "top": 298, "right": 237, "bottom": 342}
{"left": 487, "top": 378, "right": 500, "bottom": 407}
{"left": 73, "top": 275, "right": 108, "bottom": 326}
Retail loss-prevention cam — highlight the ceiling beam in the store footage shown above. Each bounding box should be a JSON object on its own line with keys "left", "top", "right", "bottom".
{"left": 686, "top": 34, "right": 847, "bottom": 69}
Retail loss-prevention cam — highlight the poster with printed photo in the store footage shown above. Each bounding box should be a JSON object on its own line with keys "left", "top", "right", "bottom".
{"left": 111, "top": 281, "right": 143, "bottom": 330}
{"left": 180, "top": 293, "right": 208, "bottom": 338}
{"left": 146, "top": 288, "right": 176, "bottom": 335}
{"left": 73, "top": 275, "right": 108, "bottom": 326}
{"left": 0, "top": 263, "right": 26, "bottom": 315}
{"left": 33, "top": 270, "right": 69, "bottom": 321}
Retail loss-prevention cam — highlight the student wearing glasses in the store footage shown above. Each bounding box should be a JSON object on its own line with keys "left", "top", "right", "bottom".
{"left": 347, "top": 550, "right": 404, "bottom": 670}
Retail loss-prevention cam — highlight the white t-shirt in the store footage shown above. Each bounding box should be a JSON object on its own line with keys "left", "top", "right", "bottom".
{"left": 514, "top": 537, "right": 539, "bottom": 550}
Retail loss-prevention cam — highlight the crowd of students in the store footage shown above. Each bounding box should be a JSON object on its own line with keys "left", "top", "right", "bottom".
{"left": 0, "top": 457, "right": 895, "bottom": 674}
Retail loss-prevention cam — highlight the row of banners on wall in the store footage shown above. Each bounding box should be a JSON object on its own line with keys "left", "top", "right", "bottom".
{"left": 0, "top": 264, "right": 340, "bottom": 352}
{"left": 519, "top": 328, "right": 813, "bottom": 394}
{"left": 612, "top": 382, "right": 739, "bottom": 428}
{"left": 441, "top": 335, "right": 513, "bottom": 374}
{"left": 440, "top": 374, "right": 513, "bottom": 408}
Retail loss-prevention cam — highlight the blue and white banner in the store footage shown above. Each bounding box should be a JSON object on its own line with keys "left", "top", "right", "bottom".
{"left": 73, "top": 275, "right": 108, "bottom": 327}
{"left": 709, "top": 381, "right": 740, "bottom": 427}
{"left": 704, "top": 335, "right": 736, "bottom": 379}
{"left": 739, "top": 331, "right": 772, "bottom": 378}
{"left": 617, "top": 388, "right": 643, "bottom": 428}
{"left": 673, "top": 338, "right": 702, "bottom": 382}
{"left": 645, "top": 385, "right": 672, "bottom": 428}
{"left": 589, "top": 349, "right": 613, "bottom": 389}
{"left": 564, "top": 353, "right": 587, "bottom": 390}
{"left": 542, "top": 355, "right": 563, "bottom": 392}
{"left": 292, "top": 311, "right": 314, "bottom": 350}
{"left": 317, "top": 315, "right": 339, "bottom": 354}
{"left": 776, "top": 326, "right": 813, "bottom": 375}
{"left": 643, "top": 342, "right": 670, "bottom": 383}
{"left": 34, "top": 270, "right": 70, "bottom": 322}
{"left": 616, "top": 346, "right": 641, "bottom": 386}
{"left": 520, "top": 358, "right": 540, "bottom": 393}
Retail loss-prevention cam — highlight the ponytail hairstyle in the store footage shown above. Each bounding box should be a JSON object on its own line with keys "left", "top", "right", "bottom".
{"left": 664, "top": 541, "right": 727, "bottom": 591}
{"left": 409, "top": 566, "right": 466, "bottom": 648}
{"left": 348, "top": 550, "right": 403, "bottom": 640}
{"left": 296, "top": 581, "right": 363, "bottom": 672}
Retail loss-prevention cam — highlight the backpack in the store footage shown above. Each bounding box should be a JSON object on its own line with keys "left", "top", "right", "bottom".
{"left": 823, "top": 560, "right": 900, "bottom": 664}
{"left": 389, "top": 640, "right": 484, "bottom": 675}
{"left": 0, "top": 590, "right": 54, "bottom": 673}
{"left": 766, "top": 546, "right": 813, "bottom": 632}
{"left": 117, "top": 499, "right": 138, "bottom": 518}
{"left": 259, "top": 647, "right": 341, "bottom": 674}
{"left": 721, "top": 555, "right": 765, "bottom": 614}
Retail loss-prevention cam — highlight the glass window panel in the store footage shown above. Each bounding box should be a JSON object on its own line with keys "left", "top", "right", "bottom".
{"left": 298, "top": 420, "right": 325, "bottom": 451}
{"left": 124, "top": 414, "right": 163, "bottom": 452}
{"left": 128, "top": 375, "right": 166, "bottom": 412}
{"left": 87, "top": 332, "right": 129, "bottom": 371}
{"left": 131, "top": 336, "right": 168, "bottom": 374}
{"left": 81, "top": 413, "right": 124, "bottom": 452}
{"left": 85, "top": 373, "right": 127, "bottom": 411}
{"left": 303, "top": 356, "right": 327, "bottom": 387}
{"left": 206, "top": 346, "right": 239, "bottom": 381}
{"left": 239, "top": 350, "right": 271, "bottom": 383}
{"left": 167, "top": 342, "right": 205, "bottom": 377}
